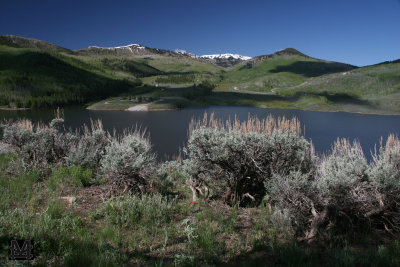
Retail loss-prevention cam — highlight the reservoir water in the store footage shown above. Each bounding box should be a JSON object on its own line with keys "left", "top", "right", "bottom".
{"left": 1, "top": 106, "right": 400, "bottom": 161}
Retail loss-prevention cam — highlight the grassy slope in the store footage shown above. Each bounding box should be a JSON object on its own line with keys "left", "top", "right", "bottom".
{"left": 75, "top": 42, "right": 222, "bottom": 74}
{"left": 142, "top": 56, "right": 222, "bottom": 73}
{"left": 278, "top": 61, "right": 400, "bottom": 96}
{"left": 0, "top": 35, "right": 72, "bottom": 53}
{"left": 0, "top": 45, "right": 146, "bottom": 107}
{"left": 212, "top": 50, "right": 400, "bottom": 114}
{"left": 273, "top": 61, "right": 400, "bottom": 114}
{"left": 218, "top": 53, "right": 356, "bottom": 93}
{"left": 72, "top": 53, "right": 221, "bottom": 88}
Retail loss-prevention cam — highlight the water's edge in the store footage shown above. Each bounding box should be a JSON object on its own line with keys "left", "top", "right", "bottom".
{"left": 1, "top": 105, "right": 400, "bottom": 161}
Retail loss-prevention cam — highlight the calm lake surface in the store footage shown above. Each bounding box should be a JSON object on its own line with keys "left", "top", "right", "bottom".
{"left": 1, "top": 106, "right": 400, "bottom": 161}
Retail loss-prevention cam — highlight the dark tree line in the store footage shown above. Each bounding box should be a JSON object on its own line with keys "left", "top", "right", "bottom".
{"left": 0, "top": 78, "right": 141, "bottom": 109}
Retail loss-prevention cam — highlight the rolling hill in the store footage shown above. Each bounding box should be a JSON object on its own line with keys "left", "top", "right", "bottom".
{"left": 217, "top": 48, "right": 356, "bottom": 93}
{"left": 0, "top": 45, "right": 142, "bottom": 108}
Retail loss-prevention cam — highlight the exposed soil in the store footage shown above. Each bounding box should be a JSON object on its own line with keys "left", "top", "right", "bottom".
{"left": 126, "top": 104, "right": 149, "bottom": 111}
{"left": 69, "top": 185, "right": 109, "bottom": 219}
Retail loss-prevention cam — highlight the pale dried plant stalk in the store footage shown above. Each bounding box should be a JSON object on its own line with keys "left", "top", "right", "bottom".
{"left": 17, "top": 119, "right": 33, "bottom": 132}
{"left": 91, "top": 118, "right": 103, "bottom": 132}
{"left": 122, "top": 126, "right": 147, "bottom": 139}
{"left": 331, "top": 137, "right": 364, "bottom": 157}
{"left": 377, "top": 134, "right": 400, "bottom": 159}
{"left": 83, "top": 119, "right": 104, "bottom": 137}
{"left": 189, "top": 112, "right": 302, "bottom": 137}
{"left": 54, "top": 107, "right": 64, "bottom": 119}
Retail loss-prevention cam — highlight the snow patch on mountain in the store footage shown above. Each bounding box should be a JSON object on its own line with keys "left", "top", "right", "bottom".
{"left": 200, "top": 53, "right": 251, "bottom": 60}
{"left": 88, "top": 44, "right": 146, "bottom": 51}
{"left": 174, "top": 49, "right": 197, "bottom": 58}
{"left": 87, "top": 44, "right": 251, "bottom": 61}
{"left": 175, "top": 49, "right": 187, "bottom": 54}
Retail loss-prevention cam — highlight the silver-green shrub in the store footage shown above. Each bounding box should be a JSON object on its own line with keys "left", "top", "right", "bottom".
{"left": 368, "top": 135, "right": 400, "bottom": 233}
{"left": 315, "top": 139, "right": 379, "bottom": 228}
{"left": 265, "top": 171, "right": 314, "bottom": 237}
{"left": 185, "top": 113, "right": 314, "bottom": 205}
{"left": 2, "top": 118, "right": 71, "bottom": 168}
{"left": 185, "top": 127, "right": 245, "bottom": 202}
{"left": 100, "top": 131, "right": 156, "bottom": 194}
{"left": 66, "top": 129, "right": 110, "bottom": 169}
{"left": 49, "top": 118, "right": 64, "bottom": 132}
{"left": 266, "top": 138, "right": 389, "bottom": 241}
{"left": 2, "top": 119, "right": 34, "bottom": 150}
{"left": 369, "top": 135, "right": 400, "bottom": 190}
{"left": 311, "top": 139, "right": 392, "bottom": 239}
{"left": 317, "top": 138, "right": 369, "bottom": 193}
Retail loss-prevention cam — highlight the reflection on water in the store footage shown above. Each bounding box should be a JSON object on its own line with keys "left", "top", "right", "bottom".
{"left": 1, "top": 106, "right": 400, "bottom": 161}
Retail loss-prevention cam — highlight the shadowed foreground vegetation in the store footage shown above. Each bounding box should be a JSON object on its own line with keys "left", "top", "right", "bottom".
{"left": 1, "top": 112, "right": 400, "bottom": 266}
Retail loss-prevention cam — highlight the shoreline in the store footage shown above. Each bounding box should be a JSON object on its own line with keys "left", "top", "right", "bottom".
{"left": 125, "top": 103, "right": 150, "bottom": 111}
{"left": 85, "top": 103, "right": 400, "bottom": 116}
{"left": 0, "top": 107, "right": 30, "bottom": 111}
{"left": 1, "top": 103, "right": 398, "bottom": 116}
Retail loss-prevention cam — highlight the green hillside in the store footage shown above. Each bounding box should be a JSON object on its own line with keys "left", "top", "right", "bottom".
{"left": 0, "top": 35, "right": 222, "bottom": 109}
{"left": 74, "top": 50, "right": 222, "bottom": 74}
{"left": 74, "top": 41, "right": 222, "bottom": 74}
{"left": 1, "top": 35, "right": 399, "bottom": 114}
{"left": 279, "top": 60, "right": 400, "bottom": 97}
{"left": 273, "top": 60, "right": 400, "bottom": 114}
{"left": 0, "top": 45, "right": 141, "bottom": 108}
{"left": 0, "top": 35, "right": 72, "bottom": 53}
{"left": 142, "top": 56, "right": 222, "bottom": 73}
{"left": 218, "top": 49, "right": 356, "bottom": 93}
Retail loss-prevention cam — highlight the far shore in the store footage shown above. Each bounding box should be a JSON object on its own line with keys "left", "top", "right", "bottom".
{"left": 0, "top": 107, "right": 30, "bottom": 111}
{"left": 85, "top": 99, "right": 400, "bottom": 116}
{"left": 2, "top": 99, "right": 399, "bottom": 116}
{"left": 80, "top": 89, "right": 400, "bottom": 116}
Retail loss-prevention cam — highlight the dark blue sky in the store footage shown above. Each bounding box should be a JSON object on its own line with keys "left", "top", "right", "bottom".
{"left": 1, "top": 0, "right": 399, "bottom": 66}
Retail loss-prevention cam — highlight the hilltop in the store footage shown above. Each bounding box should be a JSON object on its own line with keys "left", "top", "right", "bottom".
{"left": 0, "top": 35, "right": 399, "bottom": 114}
{"left": 0, "top": 35, "right": 72, "bottom": 53}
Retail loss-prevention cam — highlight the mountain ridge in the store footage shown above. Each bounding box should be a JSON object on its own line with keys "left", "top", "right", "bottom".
{"left": 2, "top": 35, "right": 398, "bottom": 67}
